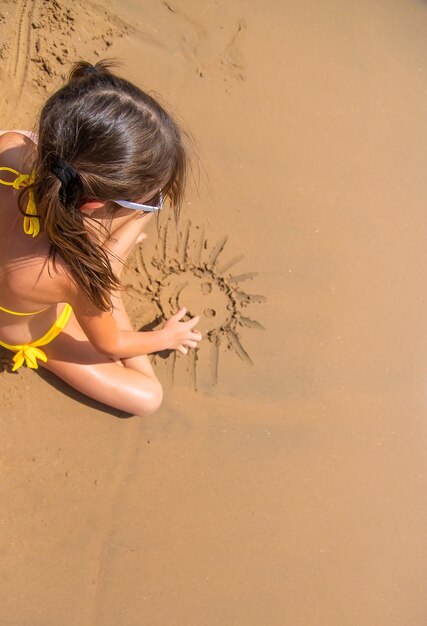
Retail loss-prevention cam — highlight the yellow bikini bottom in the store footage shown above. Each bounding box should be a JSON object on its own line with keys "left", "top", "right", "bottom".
{"left": 0, "top": 303, "right": 72, "bottom": 371}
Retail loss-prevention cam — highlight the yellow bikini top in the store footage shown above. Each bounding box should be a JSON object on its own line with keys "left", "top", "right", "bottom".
{"left": 0, "top": 166, "right": 39, "bottom": 237}
{"left": 0, "top": 166, "right": 46, "bottom": 316}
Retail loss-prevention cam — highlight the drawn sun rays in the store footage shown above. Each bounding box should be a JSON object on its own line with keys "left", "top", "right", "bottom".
{"left": 123, "top": 218, "right": 266, "bottom": 390}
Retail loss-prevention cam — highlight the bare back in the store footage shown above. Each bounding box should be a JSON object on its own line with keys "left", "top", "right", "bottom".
{"left": 0, "top": 132, "right": 71, "bottom": 344}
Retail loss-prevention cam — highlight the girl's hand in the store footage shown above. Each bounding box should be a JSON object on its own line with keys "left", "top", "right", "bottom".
{"left": 163, "top": 307, "right": 202, "bottom": 355}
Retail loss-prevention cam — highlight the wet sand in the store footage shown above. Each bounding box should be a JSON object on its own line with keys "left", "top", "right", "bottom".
{"left": 1, "top": 0, "right": 427, "bottom": 624}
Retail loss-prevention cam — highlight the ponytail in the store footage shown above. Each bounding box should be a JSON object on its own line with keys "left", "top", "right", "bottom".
{"left": 20, "top": 58, "right": 189, "bottom": 312}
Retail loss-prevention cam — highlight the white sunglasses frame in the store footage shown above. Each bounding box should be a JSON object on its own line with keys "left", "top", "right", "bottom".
{"left": 114, "top": 190, "right": 163, "bottom": 212}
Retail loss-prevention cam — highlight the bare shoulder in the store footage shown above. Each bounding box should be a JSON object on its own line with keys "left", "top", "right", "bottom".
{"left": 0, "top": 131, "right": 37, "bottom": 174}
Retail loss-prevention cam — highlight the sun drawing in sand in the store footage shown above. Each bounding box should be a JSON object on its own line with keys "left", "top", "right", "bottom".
{"left": 123, "top": 218, "right": 266, "bottom": 389}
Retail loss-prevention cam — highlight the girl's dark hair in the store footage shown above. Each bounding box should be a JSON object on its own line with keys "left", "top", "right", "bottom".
{"left": 19, "top": 59, "right": 189, "bottom": 311}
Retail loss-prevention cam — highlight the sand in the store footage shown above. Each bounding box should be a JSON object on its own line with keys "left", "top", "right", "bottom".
{"left": 1, "top": 0, "right": 427, "bottom": 624}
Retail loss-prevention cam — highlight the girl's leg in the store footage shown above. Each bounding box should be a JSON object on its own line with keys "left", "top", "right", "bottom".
{"left": 40, "top": 327, "right": 163, "bottom": 417}
{"left": 40, "top": 214, "right": 164, "bottom": 417}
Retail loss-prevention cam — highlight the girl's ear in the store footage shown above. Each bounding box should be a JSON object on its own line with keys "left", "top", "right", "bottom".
{"left": 79, "top": 200, "right": 106, "bottom": 214}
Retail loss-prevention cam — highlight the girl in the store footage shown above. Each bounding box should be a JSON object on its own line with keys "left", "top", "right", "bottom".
{"left": 0, "top": 60, "right": 202, "bottom": 417}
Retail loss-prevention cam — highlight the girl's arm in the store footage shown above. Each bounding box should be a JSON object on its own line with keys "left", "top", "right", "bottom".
{"left": 69, "top": 290, "right": 201, "bottom": 358}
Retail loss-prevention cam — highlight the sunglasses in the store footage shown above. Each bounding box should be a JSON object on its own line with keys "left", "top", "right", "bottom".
{"left": 114, "top": 190, "right": 163, "bottom": 212}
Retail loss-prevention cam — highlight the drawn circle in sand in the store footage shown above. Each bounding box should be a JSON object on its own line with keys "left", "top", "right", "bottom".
{"left": 123, "top": 219, "right": 266, "bottom": 388}
{"left": 157, "top": 270, "right": 233, "bottom": 333}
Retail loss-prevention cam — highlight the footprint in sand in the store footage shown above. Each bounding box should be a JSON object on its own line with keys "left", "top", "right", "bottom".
{"left": 161, "top": 2, "right": 247, "bottom": 85}
{"left": 221, "top": 19, "right": 247, "bottom": 83}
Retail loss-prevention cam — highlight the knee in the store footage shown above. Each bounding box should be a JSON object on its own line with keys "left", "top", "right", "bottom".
{"left": 134, "top": 379, "right": 163, "bottom": 417}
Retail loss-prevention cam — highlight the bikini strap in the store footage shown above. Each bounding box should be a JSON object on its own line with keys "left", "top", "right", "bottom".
{"left": 0, "top": 166, "right": 40, "bottom": 237}
{"left": 0, "top": 303, "right": 47, "bottom": 316}
{"left": 0, "top": 166, "right": 32, "bottom": 189}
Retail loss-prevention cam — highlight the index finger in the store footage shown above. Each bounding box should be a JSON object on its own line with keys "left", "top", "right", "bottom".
{"left": 185, "top": 315, "right": 200, "bottom": 329}
{"left": 172, "top": 307, "right": 187, "bottom": 321}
